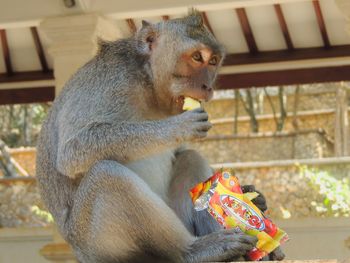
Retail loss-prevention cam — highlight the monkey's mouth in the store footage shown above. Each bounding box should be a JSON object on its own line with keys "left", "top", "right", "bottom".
{"left": 175, "top": 96, "right": 185, "bottom": 108}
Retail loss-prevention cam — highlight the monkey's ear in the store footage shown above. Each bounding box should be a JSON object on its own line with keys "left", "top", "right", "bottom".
{"left": 97, "top": 38, "right": 112, "bottom": 54}
{"left": 184, "top": 8, "right": 204, "bottom": 27}
{"left": 137, "top": 20, "right": 157, "bottom": 55}
{"left": 141, "top": 20, "right": 152, "bottom": 27}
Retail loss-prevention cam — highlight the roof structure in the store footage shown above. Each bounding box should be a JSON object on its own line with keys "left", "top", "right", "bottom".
{"left": 0, "top": 0, "right": 350, "bottom": 104}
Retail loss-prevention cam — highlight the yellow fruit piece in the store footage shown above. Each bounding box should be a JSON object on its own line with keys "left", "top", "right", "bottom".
{"left": 183, "top": 97, "right": 201, "bottom": 111}
{"left": 243, "top": 192, "right": 260, "bottom": 201}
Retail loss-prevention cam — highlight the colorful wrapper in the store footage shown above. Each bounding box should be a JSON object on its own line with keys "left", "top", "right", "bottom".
{"left": 189, "top": 170, "right": 289, "bottom": 261}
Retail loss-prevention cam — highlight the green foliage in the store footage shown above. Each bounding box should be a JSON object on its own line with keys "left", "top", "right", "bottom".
{"left": 300, "top": 166, "right": 350, "bottom": 217}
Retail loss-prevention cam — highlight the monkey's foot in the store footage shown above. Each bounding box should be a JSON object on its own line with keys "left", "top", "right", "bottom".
{"left": 184, "top": 228, "right": 257, "bottom": 263}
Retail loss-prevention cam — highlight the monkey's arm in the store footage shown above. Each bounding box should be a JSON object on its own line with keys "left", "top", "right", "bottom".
{"left": 57, "top": 120, "right": 176, "bottom": 176}
{"left": 57, "top": 109, "right": 210, "bottom": 177}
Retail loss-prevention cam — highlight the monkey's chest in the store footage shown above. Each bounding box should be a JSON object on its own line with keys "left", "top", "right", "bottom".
{"left": 125, "top": 150, "right": 175, "bottom": 201}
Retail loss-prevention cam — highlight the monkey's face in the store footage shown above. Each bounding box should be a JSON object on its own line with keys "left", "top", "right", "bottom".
{"left": 170, "top": 44, "right": 223, "bottom": 112}
{"left": 138, "top": 11, "right": 225, "bottom": 115}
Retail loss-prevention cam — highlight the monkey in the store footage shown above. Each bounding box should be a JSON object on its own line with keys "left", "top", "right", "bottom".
{"left": 36, "top": 11, "right": 284, "bottom": 263}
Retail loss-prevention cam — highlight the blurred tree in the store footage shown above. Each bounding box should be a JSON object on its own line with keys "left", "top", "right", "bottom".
{"left": 0, "top": 103, "right": 50, "bottom": 148}
{"left": 0, "top": 139, "right": 19, "bottom": 177}
{"left": 238, "top": 89, "right": 259, "bottom": 133}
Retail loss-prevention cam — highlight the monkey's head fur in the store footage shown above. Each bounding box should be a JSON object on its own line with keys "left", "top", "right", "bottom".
{"left": 99, "top": 10, "right": 225, "bottom": 116}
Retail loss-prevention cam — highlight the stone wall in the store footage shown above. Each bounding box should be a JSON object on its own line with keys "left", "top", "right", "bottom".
{"left": 190, "top": 130, "right": 333, "bottom": 163}
{"left": 209, "top": 110, "right": 340, "bottom": 140}
{"left": 206, "top": 90, "right": 338, "bottom": 119}
{"left": 201, "top": 88, "right": 350, "bottom": 162}
{"left": 0, "top": 179, "right": 49, "bottom": 228}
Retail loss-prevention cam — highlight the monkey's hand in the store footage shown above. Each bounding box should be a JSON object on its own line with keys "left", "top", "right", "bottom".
{"left": 241, "top": 185, "right": 286, "bottom": 261}
{"left": 184, "top": 228, "right": 257, "bottom": 263}
{"left": 261, "top": 247, "right": 285, "bottom": 261}
{"left": 172, "top": 108, "right": 212, "bottom": 141}
{"left": 241, "top": 185, "right": 267, "bottom": 212}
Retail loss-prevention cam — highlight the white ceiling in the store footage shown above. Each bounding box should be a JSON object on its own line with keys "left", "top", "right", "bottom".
{"left": 0, "top": 0, "right": 350, "bottom": 74}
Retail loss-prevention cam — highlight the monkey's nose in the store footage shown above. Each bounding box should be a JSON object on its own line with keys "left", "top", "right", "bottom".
{"left": 202, "top": 84, "right": 212, "bottom": 92}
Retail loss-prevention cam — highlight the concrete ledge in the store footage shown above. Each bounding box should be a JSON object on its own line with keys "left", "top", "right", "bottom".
{"left": 211, "top": 156, "right": 350, "bottom": 169}
{"left": 204, "top": 128, "right": 327, "bottom": 140}
{"left": 0, "top": 176, "right": 36, "bottom": 184}
{"left": 211, "top": 108, "right": 349, "bottom": 125}
{"left": 0, "top": 227, "right": 54, "bottom": 263}
{"left": 274, "top": 218, "right": 350, "bottom": 260}
{"left": 0, "top": 227, "right": 52, "bottom": 241}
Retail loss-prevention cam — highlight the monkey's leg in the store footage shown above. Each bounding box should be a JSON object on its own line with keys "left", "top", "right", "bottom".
{"left": 68, "top": 160, "right": 256, "bottom": 263}
{"left": 169, "top": 149, "right": 221, "bottom": 236}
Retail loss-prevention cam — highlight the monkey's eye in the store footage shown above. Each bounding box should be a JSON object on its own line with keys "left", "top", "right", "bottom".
{"left": 146, "top": 35, "right": 154, "bottom": 43}
{"left": 192, "top": 51, "right": 203, "bottom": 63}
{"left": 209, "top": 56, "right": 218, "bottom": 66}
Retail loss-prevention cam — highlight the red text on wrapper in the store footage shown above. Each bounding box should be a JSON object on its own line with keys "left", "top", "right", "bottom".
{"left": 220, "top": 195, "right": 265, "bottom": 231}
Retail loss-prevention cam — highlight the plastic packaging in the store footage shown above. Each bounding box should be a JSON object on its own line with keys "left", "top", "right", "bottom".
{"left": 189, "top": 170, "right": 289, "bottom": 261}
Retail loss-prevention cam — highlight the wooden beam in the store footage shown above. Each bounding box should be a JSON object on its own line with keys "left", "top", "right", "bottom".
{"left": 0, "top": 86, "right": 55, "bottom": 105}
{"left": 126, "top": 18, "right": 137, "bottom": 34}
{"left": 0, "top": 0, "right": 330, "bottom": 29}
{"left": 312, "top": 0, "right": 331, "bottom": 48}
{"left": 30, "top": 27, "right": 49, "bottom": 72}
{"left": 274, "top": 4, "right": 294, "bottom": 50}
{"left": 223, "top": 45, "right": 350, "bottom": 66}
{"left": 0, "top": 70, "right": 54, "bottom": 83}
{"left": 235, "top": 8, "right": 258, "bottom": 54}
{"left": 0, "top": 29, "right": 13, "bottom": 75}
{"left": 162, "top": 15, "right": 170, "bottom": 21}
{"left": 217, "top": 65, "right": 350, "bottom": 89}
{"left": 201, "top": 12, "right": 214, "bottom": 35}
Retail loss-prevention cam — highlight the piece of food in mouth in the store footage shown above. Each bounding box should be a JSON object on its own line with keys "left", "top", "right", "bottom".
{"left": 182, "top": 97, "right": 201, "bottom": 111}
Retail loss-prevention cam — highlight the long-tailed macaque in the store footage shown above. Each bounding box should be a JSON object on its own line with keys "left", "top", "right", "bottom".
{"left": 36, "top": 11, "right": 284, "bottom": 263}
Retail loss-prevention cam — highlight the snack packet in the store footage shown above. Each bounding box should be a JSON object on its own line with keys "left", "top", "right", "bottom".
{"left": 189, "top": 170, "right": 289, "bottom": 261}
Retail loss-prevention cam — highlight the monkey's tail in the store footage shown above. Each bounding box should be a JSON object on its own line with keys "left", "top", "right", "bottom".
{"left": 35, "top": 118, "right": 75, "bottom": 240}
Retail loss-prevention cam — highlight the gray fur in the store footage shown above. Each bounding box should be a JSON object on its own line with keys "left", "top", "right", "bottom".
{"left": 36, "top": 11, "right": 282, "bottom": 263}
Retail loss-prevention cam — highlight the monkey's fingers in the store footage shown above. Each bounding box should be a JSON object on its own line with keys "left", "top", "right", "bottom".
{"left": 252, "top": 196, "right": 268, "bottom": 212}
{"left": 198, "top": 114, "right": 209, "bottom": 122}
{"left": 241, "top": 185, "right": 256, "bottom": 193}
{"left": 269, "top": 247, "right": 285, "bottom": 261}
{"left": 190, "top": 229, "right": 257, "bottom": 262}
{"left": 196, "top": 121, "right": 212, "bottom": 132}
{"left": 242, "top": 185, "right": 268, "bottom": 212}
{"left": 192, "top": 111, "right": 209, "bottom": 122}
{"left": 191, "top": 107, "right": 206, "bottom": 113}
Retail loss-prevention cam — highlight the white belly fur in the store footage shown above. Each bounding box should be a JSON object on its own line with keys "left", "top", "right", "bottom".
{"left": 125, "top": 150, "right": 175, "bottom": 201}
